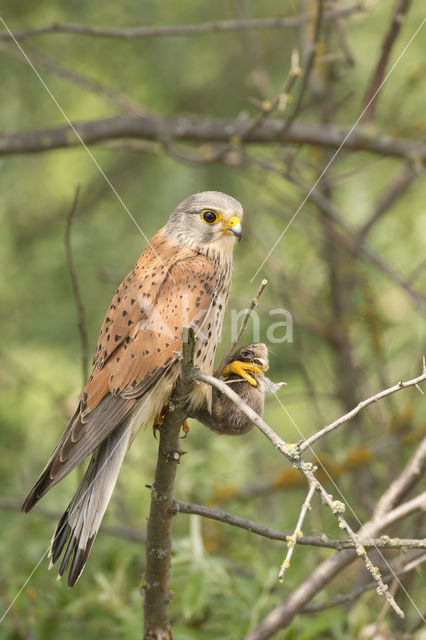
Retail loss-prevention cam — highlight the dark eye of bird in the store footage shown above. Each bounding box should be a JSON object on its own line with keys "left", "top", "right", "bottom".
{"left": 201, "top": 210, "right": 219, "bottom": 224}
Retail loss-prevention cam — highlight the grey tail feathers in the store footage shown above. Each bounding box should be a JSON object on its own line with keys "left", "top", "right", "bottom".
{"left": 48, "top": 420, "right": 131, "bottom": 588}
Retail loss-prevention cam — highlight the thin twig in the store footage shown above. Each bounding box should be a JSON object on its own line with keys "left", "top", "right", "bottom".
{"left": 281, "top": 0, "right": 325, "bottom": 140}
{"left": 207, "top": 50, "right": 302, "bottom": 164}
{"left": 333, "top": 15, "right": 356, "bottom": 66}
{"left": 301, "top": 359, "right": 426, "bottom": 451}
{"left": 362, "top": 0, "right": 413, "bottom": 122}
{"left": 302, "top": 553, "right": 426, "bottom": 613}
{"left": 0, "top": 581, "right": 26, "bottom": 639}
{"left": 370, "top": 492, "right": 426, "bottom": 532}
{"left": 0, "top": 7, "right": 364, "bottom": 42}
{"left": 278, "top": 482, "right": 316, "bottom": 582}
{"left": 373, "top": 437, "right": 426, "bottom": 519}
{"left": 356, "top": 161, "right": 422, "bottom": 245}
{"left": 64, "top": 185, "right": 90, "bottom": 383}
{"left": 243, "top": 153, "right": 426, "bottom": 316}
{"left": 215, "top": 279, "right": 268, "bottom": 377}
{"left": 231, "top": 0, "right": 271, "bottom": 99}
{"left": 0, "top": 41, "right": 149, "bottom": 116}
{"left": 173, "top": 500, "right": 426, "bottom": 550}
{"left": 5, "top": 496, "right": 423, "bottom": 551}
{"left": 241, "top": 51, "right": 302, "bottom": 141}
{"left": 303, "top": 466, "right": 406, "bottom": 618}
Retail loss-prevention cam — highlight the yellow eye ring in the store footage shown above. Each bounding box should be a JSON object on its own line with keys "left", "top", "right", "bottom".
{"left": 201, "top": 210, "right": 222, "bottom": 225}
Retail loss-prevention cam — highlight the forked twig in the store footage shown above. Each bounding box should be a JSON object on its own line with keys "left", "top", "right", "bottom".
{"left": 197, "top": 366, "right": 426, "bottom": 619}
{"left": 302, "top": 553, "right": 426, "bottom": 613}
{"left": 172, "top": 500, "right": 426, "bottom": 550}
{"left": 301, "top": 358, "right": 426, "bottom": 451}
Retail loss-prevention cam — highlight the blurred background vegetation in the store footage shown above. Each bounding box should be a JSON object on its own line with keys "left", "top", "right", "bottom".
{"left": 0, "top": 1, "right": 425, "bottom": 638}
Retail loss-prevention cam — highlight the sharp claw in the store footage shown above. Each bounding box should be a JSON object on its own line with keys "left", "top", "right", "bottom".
{"left": 153, "top": 423, "right": 165, "bottom": 439}
{"left": 153, "top": 404, "right": 169, "bottom": 439}
{"left": 180, "top": 420, "right": 190, "bottom": 439}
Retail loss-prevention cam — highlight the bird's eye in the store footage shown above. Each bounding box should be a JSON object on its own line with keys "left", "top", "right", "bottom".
{"left": 201, "top": 210, "right": 221, "bottom": 224}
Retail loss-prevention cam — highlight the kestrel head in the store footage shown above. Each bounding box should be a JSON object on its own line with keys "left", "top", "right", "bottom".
{"left": 164, "top": 191, "right": 243, "bottom": 252}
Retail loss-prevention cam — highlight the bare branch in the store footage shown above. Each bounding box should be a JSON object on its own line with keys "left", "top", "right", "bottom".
{"left": 215, "top": 279, "right": 268, "bottom": 377}
{"left": 240, "top": 50, "right": 302, "bottom": 142}
{"left": 362, "top": 0, "right": 413, "bottom": 122}
{"left": 281, "top": 0, "right": 325, "bottom": 140}
{"left": 8, "top": 495, "right": 423, "bottom": 552}
{"left": 374, "top": 436, "right": 426, "bottom": 519}
{"left": 302, "top": 553, "right": 426, "bottom": 613}
{"left": 1, "top": 113, "right": 426, "bottom": 161}
{"left": 278, "top": 482, "right": 317, "bottom": 582}
{"left": 198, "top": 369, "right": 426, "bottom": 620}
{"left": 173, "top": 500, "right": 426, "bottom": 550}
{"left": 0, "top": 41, "right": 148, "bottom": 116}
{"left": 64, "top": 185, "right": 90, "bottom": 383}
{"left": 333, "top": 14, "right": 356, "bottom": 66}
{"left": 230, "top": 0, "right": 271, "bottom": 99}
{"left": 243, "top": 438, "right": 426, "bottom": 639}
{"left": 0, "top": 7, "right": 364, "bottom": 42}
{"left": 244, "top": 152, "right": 426, "bottom": 315}
{"left": 356, "top": 161, "right": 422, "bottom": 245}
{"left": 300, "top": 363, "right": 426, "bottom": 451}
{"left": 143, "top": 328, "right": 196, "bottom": 639}
{"left": 303, "top": 467, "right": 405, "bottom": 618}
{"left": 371, "top": 491, "right": 426, "bottom": 532}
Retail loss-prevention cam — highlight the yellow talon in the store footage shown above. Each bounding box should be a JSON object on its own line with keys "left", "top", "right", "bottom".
{"left": 181, "top": 420, "right": 190, "bottom": 439}
{"left": 221, "top": 361, "right": 263, "bottom": 386}
{"left": 153, "top": 404, "right": 168, "bottom": 438}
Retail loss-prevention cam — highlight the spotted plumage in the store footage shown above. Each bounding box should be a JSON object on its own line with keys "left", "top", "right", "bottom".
{"left": 22, "top": 191, "right": 243, "bottom": 586}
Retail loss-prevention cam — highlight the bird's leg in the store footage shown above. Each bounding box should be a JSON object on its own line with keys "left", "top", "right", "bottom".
{"left": 153, "top": 405, "right": 190, "bottom": 439}
{"left": 221, "top": 361, "right": 264, "bottom": 386}
{"left": 153, "top": 404, "right": 168, "bottom": 438}
{"left": 180, "top": 420, "right": 190, "bottom": 439}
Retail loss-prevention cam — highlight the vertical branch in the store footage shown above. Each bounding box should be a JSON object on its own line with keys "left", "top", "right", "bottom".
{"left": 231, "top": 0, "right": 271, "bottom": 99}
{"left": 143, "top": 328, "right": 196, "bottom": 640}
{"left": 356, "top": 161, "right": 421, "bottom": 246}
{"left": 281, "top": 0, "right": 325, "bottom": 140}
{"left": 64, "top": 185, "right": 90, "bottom": 383}
{"left": 362, "top": 0, "right": 413, "bottom": 122}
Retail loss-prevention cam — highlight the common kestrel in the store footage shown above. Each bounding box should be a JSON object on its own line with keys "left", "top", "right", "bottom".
{"left": 22, "top": 191, "right": 246, "bottom": 586}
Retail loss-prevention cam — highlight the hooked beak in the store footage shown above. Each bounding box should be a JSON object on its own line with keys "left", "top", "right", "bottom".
{"left": 254, "top": 357, "right": 269, "bottom": 372}
{"left": 223, "top": 216, "right": 242, "bottom": 241}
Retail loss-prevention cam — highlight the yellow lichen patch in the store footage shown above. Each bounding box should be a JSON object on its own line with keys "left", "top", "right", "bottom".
{"left": 210, "top": 484, "right": 238, "bottom": 502}
{"left": 345, "top": 446, "right": 372, "bottom": 469}
{"left": 271, "top": 468, "right": 305, "bottom": 489}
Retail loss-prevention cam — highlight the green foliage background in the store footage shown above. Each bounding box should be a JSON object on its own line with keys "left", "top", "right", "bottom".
{"left": 0, "top": 2, "right": 425, "bottom": 638}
